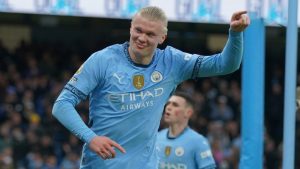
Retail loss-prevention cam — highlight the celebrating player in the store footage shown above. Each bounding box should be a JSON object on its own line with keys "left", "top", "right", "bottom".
{"left": 52, "top": 6, "right": 249, "bottom": 169}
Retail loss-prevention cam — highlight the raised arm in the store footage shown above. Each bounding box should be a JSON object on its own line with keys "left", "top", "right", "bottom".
{"left": 197, "top": 11, "right": 250, "bottom": 77}
{"left": 230, "top": 10, "right": 250, "bottom": 32}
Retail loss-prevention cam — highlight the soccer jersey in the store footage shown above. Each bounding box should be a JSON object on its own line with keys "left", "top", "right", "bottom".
{"left": 157, "top": 128, "right": 216, "bottom": 169}
{"left": 52, "top": 30, "right": 242, "bottom": 169}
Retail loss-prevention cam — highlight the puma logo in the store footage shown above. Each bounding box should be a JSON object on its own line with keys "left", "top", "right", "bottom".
{"left": 113, "top": 73, "right": 125, "bottom": 84}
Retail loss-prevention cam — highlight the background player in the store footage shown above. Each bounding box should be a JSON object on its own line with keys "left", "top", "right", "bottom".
{"left": 157, "top": 92, "right": 216, "bottom": 169}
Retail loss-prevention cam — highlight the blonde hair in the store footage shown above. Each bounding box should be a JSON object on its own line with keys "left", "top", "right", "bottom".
{"left": 133, "top": 6, "right": 168, "bottom": 34}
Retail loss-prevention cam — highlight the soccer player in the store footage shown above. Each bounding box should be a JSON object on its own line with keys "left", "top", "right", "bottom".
{"left": 157, "top": 92, "right": 216, "bottom": 169}
{"left": 52, "top": 6, "right": 250, "bottom": 169}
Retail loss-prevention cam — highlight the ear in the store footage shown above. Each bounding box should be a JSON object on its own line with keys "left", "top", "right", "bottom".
{"left": 130, "top": 20, "right": 134, "bottom": 33}
{"left": 185, "top": 108, "right": 193, "bottom": 119}
{"left": 130, "top": 24, "right": 133, "bottom": 33}
{"left": 159, "top": 35, "right": 167, "bottom": 44}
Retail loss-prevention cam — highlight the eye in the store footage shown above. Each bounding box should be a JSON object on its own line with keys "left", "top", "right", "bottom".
{"left": 147, "top": 33, "right": 155, "bottom": 37}
{"left": 167, "top": 102, "right": 178, "bottom": 107}
{"left": 135, "top": 28, "right": 142, "bottom": 33}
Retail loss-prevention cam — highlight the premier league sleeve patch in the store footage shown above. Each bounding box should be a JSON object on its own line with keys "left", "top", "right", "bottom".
{"left": 200, "top": 150, "right": 212, "bottom": 159}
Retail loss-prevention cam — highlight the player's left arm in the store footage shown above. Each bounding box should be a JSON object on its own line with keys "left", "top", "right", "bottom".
{"left": 196, "top": 11, "right": 250, "bottom": 77}
{"left": 195, "top": 137, "right": 216, "bottom": 169}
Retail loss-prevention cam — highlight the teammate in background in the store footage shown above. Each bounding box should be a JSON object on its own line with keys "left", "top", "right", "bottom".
{"left": 157, "top": 92, "right": 216, "bottom": 169}
{"left": 52, "top": 6, "right": 249, "bottom": 169}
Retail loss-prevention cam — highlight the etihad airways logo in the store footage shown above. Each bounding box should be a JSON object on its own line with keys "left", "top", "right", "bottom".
{"left": 106, "top": 87, "right": 164, "bottom": 111}
{"left": 159, "top": 162, "right": 187, "bottom": 169}
{"left": 107, "top": 88, "right": 164, "bottom": 103}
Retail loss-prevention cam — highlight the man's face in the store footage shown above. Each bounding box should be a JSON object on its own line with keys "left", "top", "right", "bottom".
{"left": 129, "top": 14, "right": 166, "bottom": 58}
{"left": 164, "top": 96, "right": 190, "bottom": 125}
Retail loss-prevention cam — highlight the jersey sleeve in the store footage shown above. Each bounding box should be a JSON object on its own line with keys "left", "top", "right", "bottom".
{"left": 52, "top": 51, "right": 106, "bottom": 144}
{"left": 195, "top": 137, "right": 216, "bottom": 169}
{"left": 165, "top": 47, "right": 202, "bottom": 83}
{"left": 165, "top": 30, "right": 242, "bottom": 82}
{"left": 52, "top": 90, "right": 97, "bottom": 144}
{"left": 66, "top": 51, "right": 104, "bottom": 96}
{"left": 196, "top": 30, "right": 243, "bottom": 77}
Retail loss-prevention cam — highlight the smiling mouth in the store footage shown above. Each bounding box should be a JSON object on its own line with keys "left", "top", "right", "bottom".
{"left": 136, "top": 44, "right": 145, "bottom": 49}
{"left": 135, "top": 41, "right": 146, "bottom": 49}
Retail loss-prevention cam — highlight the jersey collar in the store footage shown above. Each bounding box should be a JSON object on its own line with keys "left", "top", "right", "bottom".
{"left": 123, "top": 41, "right": 156, "bottom": 68}
{"left": 167, "top": 127, "right": 189, "bottom": 139}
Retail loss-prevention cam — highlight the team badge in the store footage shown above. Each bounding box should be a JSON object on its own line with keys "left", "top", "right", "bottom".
{"left": 133, "top": 75, "right": 144, "bottom": 90}
{"left": 165, "top": 146, "right": 171, "bottom": 157}
{"left": 175, "top": 147, "right": 184, "bottom": 157}
{"left": 151, "top": 71, "right": 163, "bottom": 82}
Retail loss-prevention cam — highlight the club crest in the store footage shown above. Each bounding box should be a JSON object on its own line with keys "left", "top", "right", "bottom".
{"left": 175, "top": 147, "right": 184, "bottom": 157}
{"left": 133, "top": 75, "right": 144, "bottom": 90}
{"left": 151, "top": 71, "right": 163, "bottom": 82}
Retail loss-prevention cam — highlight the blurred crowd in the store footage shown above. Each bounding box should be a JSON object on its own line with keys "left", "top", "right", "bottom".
{"left": 0, "top": 40, "right": 299, "bottom": 169}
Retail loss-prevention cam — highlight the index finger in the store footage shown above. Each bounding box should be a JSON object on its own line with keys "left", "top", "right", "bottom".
{"left": 232, "top": 10, "right": 247, "bottom": 19}
{"left": 110, "top": 140, "right": 126, "bottom": 153}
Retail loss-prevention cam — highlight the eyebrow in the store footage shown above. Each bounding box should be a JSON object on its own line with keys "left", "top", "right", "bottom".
{"left": 167, "top": 100, "right": 179, "bottom": 106}
{"left": 134, "top": 26, "right": 157, "bottom": 36}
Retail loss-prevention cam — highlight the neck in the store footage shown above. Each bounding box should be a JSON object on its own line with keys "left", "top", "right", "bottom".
{"left": 168, "top": 122, "right": 188, "bottom": 138}
{"left": 128, "top": 46, "right": 153, "bottom": 65}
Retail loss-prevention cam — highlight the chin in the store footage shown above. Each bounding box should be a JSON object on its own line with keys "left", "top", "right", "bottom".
{"left": 136, "top": 50, "right": 149, "bottom": 57}
{"left": 164, "top": 118, "right": 170, "bottom": 122}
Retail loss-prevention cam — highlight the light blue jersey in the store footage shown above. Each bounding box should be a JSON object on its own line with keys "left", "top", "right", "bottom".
{"left": 157, "top": 128, "right": 216, "bottom": 169}
{"left": 52, "top": 30, "right": 242, "bottom": 169}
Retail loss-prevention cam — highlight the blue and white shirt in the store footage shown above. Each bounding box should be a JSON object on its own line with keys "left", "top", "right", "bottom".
{"left": 52, "top": 30, "right": 243, "bottom": 169}
{"left": 157, "top": 128, "right": 216, "bottom": 169}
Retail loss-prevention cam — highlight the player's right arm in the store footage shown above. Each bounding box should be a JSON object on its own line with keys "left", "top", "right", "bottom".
{"left": 52, "top": 90, "right": 125, "bottom": 159}
{"left": 52, "top": 88, "right": 96, "bottom": 144}
{"left": 52, "top": 51, "right": 125, "bottom": 159}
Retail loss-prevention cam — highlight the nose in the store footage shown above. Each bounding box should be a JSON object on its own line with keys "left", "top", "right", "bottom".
{"left": 165, "top": 104, "right": 172, "bottom": 112}
{"left": 137, "top": 33, "right": 147, "bottom": 42}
